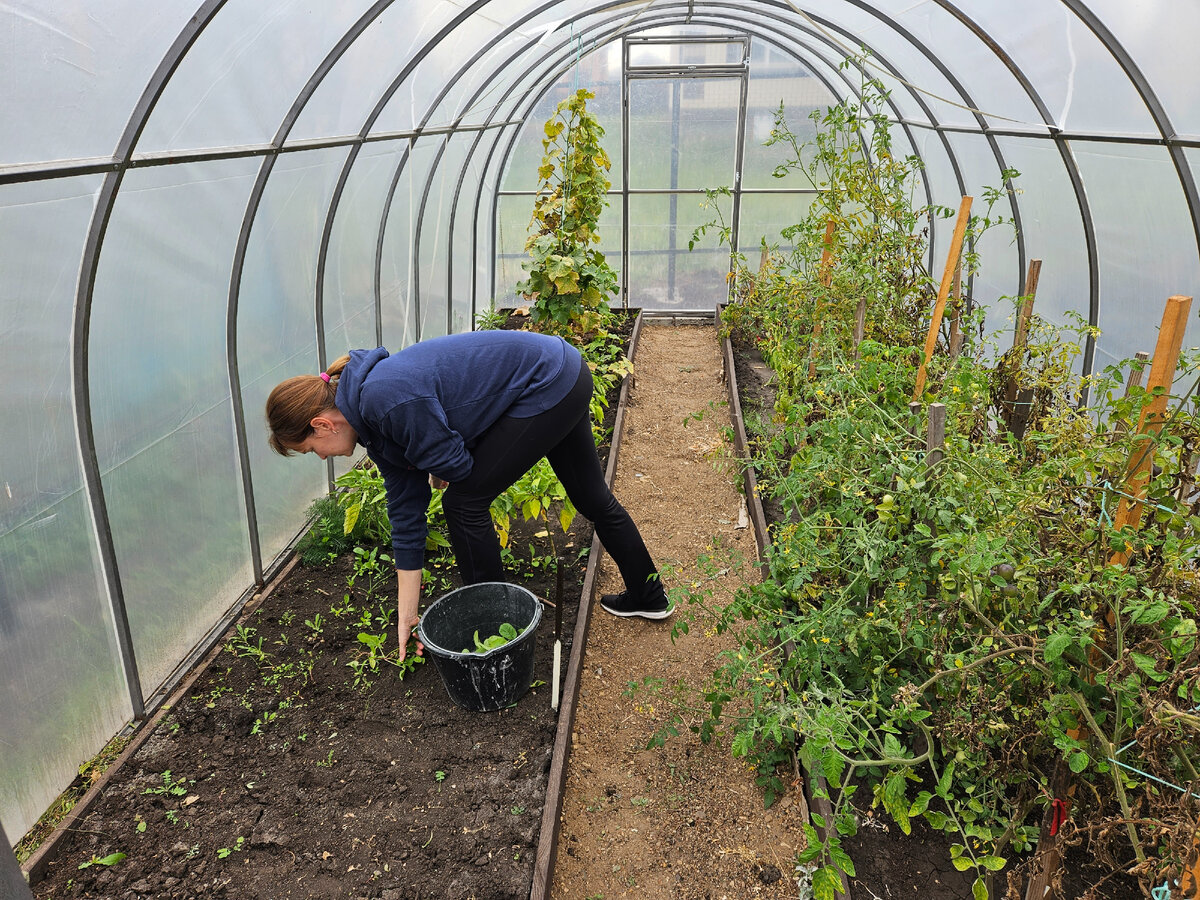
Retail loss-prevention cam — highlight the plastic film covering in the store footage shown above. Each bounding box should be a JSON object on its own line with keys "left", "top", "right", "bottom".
{"left": 993, "top": 136, "right": 1092, "bottom": 336}
{"left": 237, "top": 147, "right": 350, "bottom": 566}
{"left": 941, "top": 131, "right": 1021, "bottom": 308}
{"left": 965, "top": 0, "right": 1156, "bottom": 137}
{"left": 416, "top": 137, "right": 466, "bottom": 338}
{"left": 1085, "top": 0, "right": 1200, "bottom": 139}
{"left": 1073, "top": 142, "right": 1200, "bottom": 374}
{"left": 872, "top": 0, "right": 1047, "bottom": 132}
{"left": 0, "top": 4, "right": 197, "bottom": 169}
{"left": 371, "top": 11, "right": 504, "bottom": 138}
{"left": 450, "top": 141, "right": 486, "bottom": 323}
{"left": 89, "top": 159, "right": 259, "bottom": 695}
{"left": 288, "top": 0, "right": 464, "bottom": 144}
{"left": 324, "top": 143, "right": 403, "bottom": 357}
{"left": 740, "top": 40, "right": 838, "bottom": 190}
{"left": 0, "top": 176, "right": 129, "bottom": 839}
{"left": 736, "top": 192, "right": 818, "bottom": 256}
{"left": 502, "top": 44, "right": 625, "bottom": 193}
{"left": 136, "top": 0, "right": 380, "bottom": 154}
{"left": 628, "top": 78, "right": 742, "bottom": 192}
{"left": 800, "top": 3, "right": 975, "bottom": 129}
{"left": 380, "top": 143, "right": 421, "bottom": 349}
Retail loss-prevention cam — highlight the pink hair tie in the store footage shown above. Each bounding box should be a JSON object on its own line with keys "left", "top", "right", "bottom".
{"left": 319, "top": 372, "right": 331, "bottom": 383}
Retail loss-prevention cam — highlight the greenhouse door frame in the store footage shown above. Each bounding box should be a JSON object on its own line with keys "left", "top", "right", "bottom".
{"left": 621, "top": 34, "right": 749, "bottom": 312}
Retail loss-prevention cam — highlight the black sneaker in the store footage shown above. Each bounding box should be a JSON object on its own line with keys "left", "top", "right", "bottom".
{"left": 599, "top": 587, "right": 673, "bottom": 620}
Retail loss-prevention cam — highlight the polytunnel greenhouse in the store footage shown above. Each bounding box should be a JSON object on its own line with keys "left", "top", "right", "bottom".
{"left": 4, "top": 1, "right": 1200, "bottom": 898}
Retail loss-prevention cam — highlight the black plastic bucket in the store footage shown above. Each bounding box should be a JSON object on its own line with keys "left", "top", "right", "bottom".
{"left": 417, "top": 582, "right": 543, "bottom": 712}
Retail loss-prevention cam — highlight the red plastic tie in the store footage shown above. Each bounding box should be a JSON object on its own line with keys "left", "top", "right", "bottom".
{"left": 1049, "top": 798, "right": 1069, "bottom": 836}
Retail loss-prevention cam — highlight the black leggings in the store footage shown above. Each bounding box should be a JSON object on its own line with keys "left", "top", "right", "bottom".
{"left": 441, "top": 357, "right": 656, "bottom": 593}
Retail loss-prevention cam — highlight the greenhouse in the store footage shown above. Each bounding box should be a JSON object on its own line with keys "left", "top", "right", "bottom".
{"left": 3, "top": 1, "right": 1200, "bottom": 898}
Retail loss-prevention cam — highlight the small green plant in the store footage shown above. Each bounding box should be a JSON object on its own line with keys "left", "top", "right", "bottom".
{"left": 475, "top": 306, "right": 509, "bottom": 330}
{"left": 345, "top": 630, "right": 424, "bottom": 689}
{"left": 216, "top": 836, "right": 245, "bottom": 859}
{"left": 303, "top": 613, "right": 324, "bottom": 635}
{"left": 77, "top": 852, "right": 126, "bottom": 870}
{"left": 142, "top": 771, "right": 189, "bottom": 799}
{"left": 434, "top": 770, "right": 446, "bottom": 783}
{"left": 227, "top": 625, "right": 269, "bottom": 667}
{"left": 316, "top": 750, "right": 336, "bottom": 768}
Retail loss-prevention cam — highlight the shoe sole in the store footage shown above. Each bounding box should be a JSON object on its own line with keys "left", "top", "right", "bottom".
{"left": 599, "top": 602, "right": 674, "bottom": 620}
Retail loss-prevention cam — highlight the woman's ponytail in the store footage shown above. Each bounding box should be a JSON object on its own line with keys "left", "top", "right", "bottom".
{"left": 266, "top": 355, "right": 351, "bottom": 455}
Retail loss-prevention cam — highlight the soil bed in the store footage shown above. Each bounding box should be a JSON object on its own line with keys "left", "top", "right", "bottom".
{"left": 726, "top": 330, "right": 1143, "bottom": 900}
{"left": 30, "top": 510, "right": 588, "bottom": 900}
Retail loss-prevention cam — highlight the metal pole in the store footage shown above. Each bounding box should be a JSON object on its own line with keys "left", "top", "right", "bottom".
{"left": 0, "top": 821, "right": 34, "bottom": 900}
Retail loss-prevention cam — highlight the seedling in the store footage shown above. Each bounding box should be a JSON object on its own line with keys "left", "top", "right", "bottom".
{"left": 216, "top": 837, "right": 245, "bottom": 859}
{"left": 78, "top": 852, "right": 125, "bottom": 870}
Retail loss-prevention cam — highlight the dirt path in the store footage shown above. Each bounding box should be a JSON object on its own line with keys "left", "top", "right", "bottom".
{"left": 552, "top": 323, "right": 807, "bottom": 899}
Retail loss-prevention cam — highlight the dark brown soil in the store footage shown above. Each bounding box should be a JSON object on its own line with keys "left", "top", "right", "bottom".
{"left": 30, "top": 515, "right": 587, "bottom": 900}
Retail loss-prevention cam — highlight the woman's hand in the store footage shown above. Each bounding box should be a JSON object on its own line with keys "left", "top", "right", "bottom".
{"left": 396, "top": 568, "right": 424, "bottom": 660}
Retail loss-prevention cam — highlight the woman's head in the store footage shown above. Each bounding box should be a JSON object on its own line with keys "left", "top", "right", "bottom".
{"left": 266, "top": 355, "right": 356, "bottom": 458}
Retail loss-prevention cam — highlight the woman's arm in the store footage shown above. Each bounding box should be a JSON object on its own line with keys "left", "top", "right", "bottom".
{"left": 396, "top": 568, "right": 424, "bottom": 660}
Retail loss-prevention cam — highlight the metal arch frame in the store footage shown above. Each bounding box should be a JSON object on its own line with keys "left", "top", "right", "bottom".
{"left": 69, "top": 0, "right": 230, "bottom": 720}
{"left": 463, "top": 4, "right": 952, "bottom": 315}
{"left": 762, "top": 0, "right": 1025, "bottom": 304}
{"left": 227, "top": 0, "right": 401, "bottom": 588}
{"left": 453, "top": 6, "right": 883, "bottom": 311}
{"left": 930, "top": 1, "right": 1100, "bottom": 377}
{"left": 1059, "top": 0, "right": 1200, "bottom": 380}
{"left": 34, "top": 0, "right": 1200, "bottom": 716}
{"left": 474, "top": 3, "right": 964, "bottom": 307}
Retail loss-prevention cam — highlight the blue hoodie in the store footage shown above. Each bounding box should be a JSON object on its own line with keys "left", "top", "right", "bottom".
{"left": 334, "top": 331, "right": 583, "bottom": 569}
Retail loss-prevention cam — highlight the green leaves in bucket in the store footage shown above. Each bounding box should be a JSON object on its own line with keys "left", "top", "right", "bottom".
{"left": 463, "top": 622, "right": 522, "bottom": 654}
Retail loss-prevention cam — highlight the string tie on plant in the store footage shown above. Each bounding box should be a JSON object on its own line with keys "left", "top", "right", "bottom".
{"left": 1049, "top": 797, "right": 1070, "bottom": 836}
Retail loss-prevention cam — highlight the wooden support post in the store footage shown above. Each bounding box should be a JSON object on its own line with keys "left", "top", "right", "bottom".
{"left": 809, "top": 218, "right": 837, "bottom": 380}
{"left": 907, "top": 400, "right": 922, "bottom": 440}
{"left": 1023, "top": 761, "right": 1074, "bottom": 900}
{"left": 1002, "top": 259, "right": 1043, "bottom": 432}
{"left": 913, "top": 196, "right": 973, "bottom": 400}
{"left": 948, "top": 261, "right": 963, "bottom": 363}
{"left": 1182, "top": 830, "right": 1200, "bottom": 899}
{"left": 926, "top": 403, "right": 947, "bottom": 467}
{"left": 1108, "top": 295, "right": 1192, "bottom": 568}
{"left": 1112, "top": 351, "right": 1151, "bottom": 440}
{"left": 852, "top": 298, "right": 866, "bottom": 359}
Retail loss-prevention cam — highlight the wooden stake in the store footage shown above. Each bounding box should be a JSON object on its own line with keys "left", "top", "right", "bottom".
{"left": 1112, "top": 351, "right": 1151, "bottom": 440}
{"left": 913, "top": 196, "right": 973, "bottom": 400}
{"left": 926, "top": 403, "right": 947, "bottom": 467}
{"left": 809, "top": 218, "right": 837, "bottom": 380}
{"left": 948, "top": 261, "right": 963, "bottom": 363}
{"left": 1108, "top": 295, "right": 1192, "bottom": 567}
{"left": 1002, "top": 259, "right": 1043, "bottom": 432}
{"left": 852, "top": 298, "right": 866, "bottom": 357}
